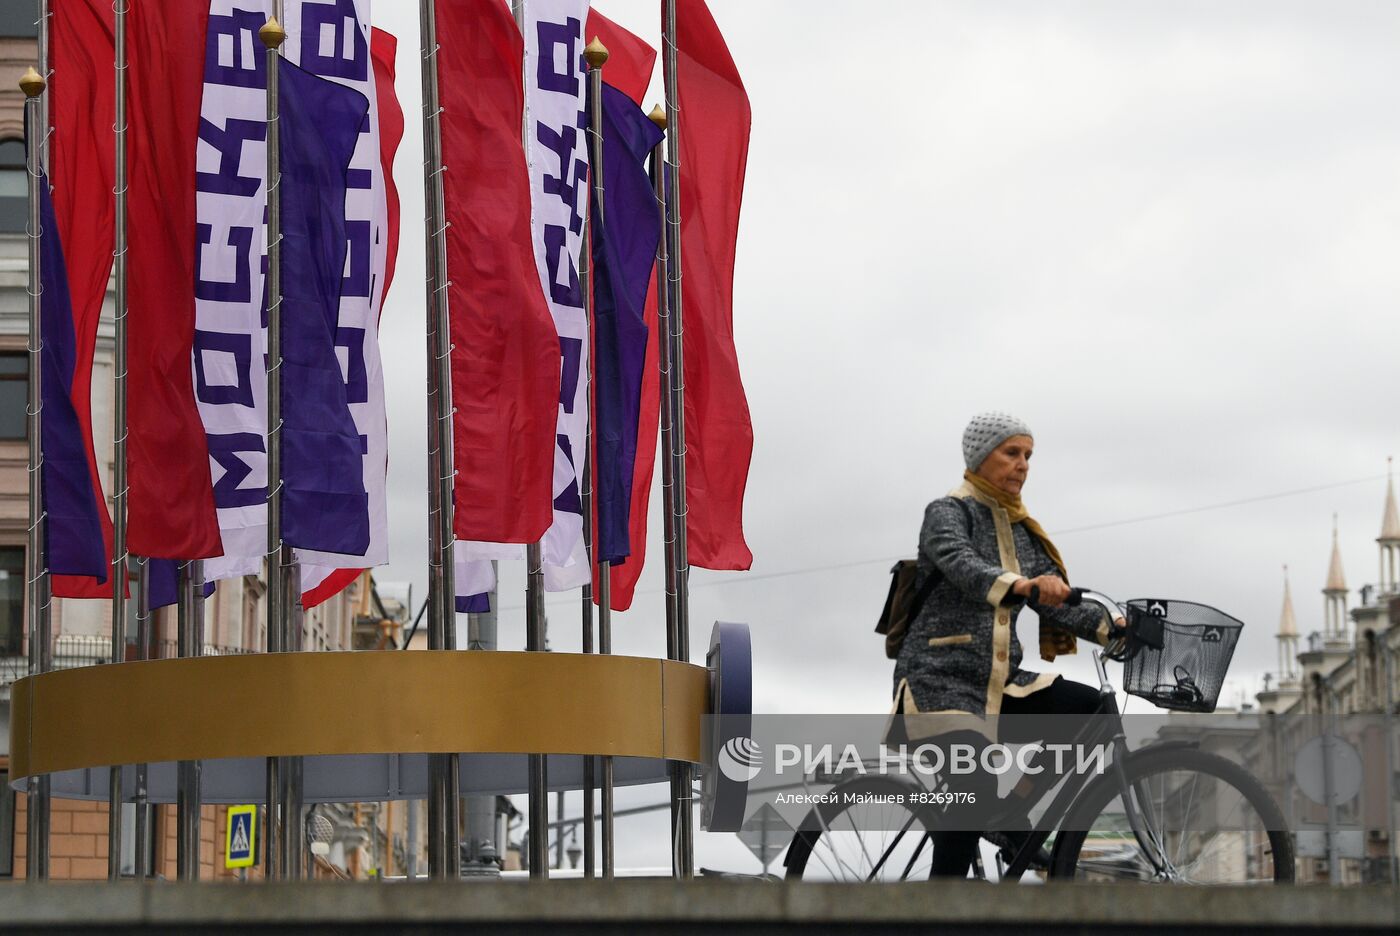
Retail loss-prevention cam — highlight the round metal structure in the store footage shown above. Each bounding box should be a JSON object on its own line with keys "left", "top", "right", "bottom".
{"left": 8, "top": 651, "right": 710, "bottom": 802}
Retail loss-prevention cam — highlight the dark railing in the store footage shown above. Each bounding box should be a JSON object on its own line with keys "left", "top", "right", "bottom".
{"left": 0, "top": 634, "right": 254, "bottom": 688}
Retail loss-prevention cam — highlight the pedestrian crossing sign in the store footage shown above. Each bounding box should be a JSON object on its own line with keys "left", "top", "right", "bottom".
{"left": 225, "top": 805, "right": 257, "bottom": 869}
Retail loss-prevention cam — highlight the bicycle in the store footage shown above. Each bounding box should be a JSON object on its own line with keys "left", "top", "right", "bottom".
{"left": 783, "top": 589, "right": 1295, "bottom": 884}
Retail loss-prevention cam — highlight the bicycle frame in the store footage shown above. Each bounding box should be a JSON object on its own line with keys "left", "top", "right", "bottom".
{"left": 790, "top": 589, "right": 1207, "bottom": 882}
{"left": 998, "top": 591, "right": 1181, "bottom": 881}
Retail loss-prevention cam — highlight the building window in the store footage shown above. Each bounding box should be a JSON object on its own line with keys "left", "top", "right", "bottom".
{"left": 0, "top": 8, "right": 39, "bottom": 39}
{"left": 0, "top": 768, "right": 13, "bottom": 877}
{"left": 0, "top": 353, "right": 27, "bottom": 441}
{"left": 0, "top": 547, "right": 23, "bottom": 657}
{"left": 0, "top": 140, "right": 25, "bottom": 235}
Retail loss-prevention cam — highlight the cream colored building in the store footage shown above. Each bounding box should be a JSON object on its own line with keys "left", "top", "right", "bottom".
{"left": 1251, "top": 468, "right": 1400, "bottom": 885}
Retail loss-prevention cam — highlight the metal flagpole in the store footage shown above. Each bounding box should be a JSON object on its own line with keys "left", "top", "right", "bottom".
{"left": 36, "top": 0, "right": 49, "bottom": 178}
{"left": 418, "top": 0, "right": 461, "bottom": 880}
{"left": 524, "top": 541, "right": 548, "bottom": 879}
{"left": 647, "top": 104, "right": 688, "bottom": 880}
{"left": 580, "top": 439, "right": 596, "bottom": 876}
{"left": 107, "top": 0, "right": 131, "bottom": 881}
{"left": 511, "top": 0, "right": 549, "bottom": 883}
{"left": 281, "top": 562, "right": 303, "bottom": 877}
{"left": 577, "top": 36, "right": 600, "bottom": 881}
{"left": 260, "top": 13, "right": 286, "bottom": 881}
{"left": 647, "top": 111, "right": 679, "bottom": 663}
{"left": 132, "top": 556, "right": 150, "bottom": 878}
{"left": 124, "top": 0, "right": 154, "bottom": 819}
{"left": 418, "top": 0, "right": 445, "bottom": 878}
{"left": 581, "top": 38, "right": 616, "bottom": 879}
{"left": 176, "top": 560, "right": 204, "bottom": 880}
{"left": 462, "top": 570, "right": 500, "bottom": 877}
{"left": 20, "top": 63, "right": 50, "bottom": 883}
{"left": 661, "top": 0, "right": 694, "bottom": 877}
{"left": 262, "top": 10, "right": 309, "bottom": 881}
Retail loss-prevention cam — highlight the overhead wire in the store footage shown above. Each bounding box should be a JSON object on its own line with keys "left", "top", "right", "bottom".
{"left": 495, "top": 471, "right": 1390, "bottom": 611}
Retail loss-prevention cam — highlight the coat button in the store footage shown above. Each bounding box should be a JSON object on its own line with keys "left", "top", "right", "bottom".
{"left": 996, "top": 650, "right": 1008, "bottom": 662}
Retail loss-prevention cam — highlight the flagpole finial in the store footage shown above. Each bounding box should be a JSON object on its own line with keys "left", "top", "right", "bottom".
{"left": 584, "top": 37, "right": 609, "bottom": 69}
{"left": 647, "top": 104, "right": 668, "bottom": 130}
{"left": 260, "top": 17, "right": 287, "bottom": 49}
{"left": 19, "top": 66, "right": 45, "bottom": 98}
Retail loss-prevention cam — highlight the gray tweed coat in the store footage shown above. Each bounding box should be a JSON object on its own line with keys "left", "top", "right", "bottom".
{"left": 892, "top": 482, "right": 1110, "bottom": 721}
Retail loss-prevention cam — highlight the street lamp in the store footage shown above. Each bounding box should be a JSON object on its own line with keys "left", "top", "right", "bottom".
{"left": 567, "top": 830, "right": 582, "bottom": 870}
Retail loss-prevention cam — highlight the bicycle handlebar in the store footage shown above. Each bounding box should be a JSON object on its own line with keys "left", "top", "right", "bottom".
{"left": 1001, "top": 583, "right": 1085, "bottom": 611}
{"left": 1002, "top": 584, "right": 1125, "bottom": 629}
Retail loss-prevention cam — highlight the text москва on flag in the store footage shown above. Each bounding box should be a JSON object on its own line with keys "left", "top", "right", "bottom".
{"left": 438, "top": 1, "right": 664, "bottom": 613}
{"left": 441, "top": 0, "right": 754, "bottom": 613}
{"left": 48, "top": 1, "right": 399, "bottom": 608}
{"left": 441, "top": 0, "right": 650, "bottom": 610}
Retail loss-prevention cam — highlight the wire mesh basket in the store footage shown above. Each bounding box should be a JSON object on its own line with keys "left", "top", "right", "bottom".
{"left": 1108, "top": 599, "right": 1244, "bottom": 713}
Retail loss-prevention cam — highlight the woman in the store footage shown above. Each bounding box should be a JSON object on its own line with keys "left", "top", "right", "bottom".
{"left": 891, "top": 411, "right": 1126, "bottom": 877}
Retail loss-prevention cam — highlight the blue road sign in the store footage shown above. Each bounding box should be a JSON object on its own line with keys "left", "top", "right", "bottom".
{"left": 225, "top": 805, "right": 257, "bottom": 869}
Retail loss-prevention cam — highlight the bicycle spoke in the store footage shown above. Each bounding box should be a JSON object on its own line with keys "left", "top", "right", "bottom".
{"left": 1173, "top": 770, "right": 1201, "bottom": 874}
{"left": 868, "top": 812, "right": 918, "bottom": 881}
{"left": 896, "top": 831, "right": 932, "bottom": 882}
{"left": 790, "top": 782, "right": 939, "bottom": 882}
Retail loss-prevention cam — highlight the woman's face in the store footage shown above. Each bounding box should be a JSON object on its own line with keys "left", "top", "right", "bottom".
{"left": 975, "top": 434, "right": 1033, "bottom": 497}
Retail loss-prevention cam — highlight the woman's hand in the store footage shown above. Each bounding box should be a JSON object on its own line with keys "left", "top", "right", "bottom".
{"left": 1106, "top": 616, "right": 1129, "bottom": 656}
{"left": 1012, "top": 574, "right": 1072, "bottom": 607}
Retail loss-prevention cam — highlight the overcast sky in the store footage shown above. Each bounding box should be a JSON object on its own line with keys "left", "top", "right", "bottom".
{"left": 370, "top": 1, "right": 1400, "bottom": 872}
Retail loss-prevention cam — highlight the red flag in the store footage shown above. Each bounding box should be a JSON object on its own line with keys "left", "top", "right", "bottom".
{"left": 674, "top": 0, "right": 753, "bottom": 571}
{"left": 587, "top": 17, "right": 661, "bottom": 611}
{"left": 303, "top": 567, "right": 363, "bottom": 611}
{"left": 436, "top": 0, "right": 561, "bottom": 543}
{"left": 585, "top": 9, "right": 657, "bottom": 106}
{"left": 126, "top": 1, "right": 221, "bottom": 560}
{"left": 49, "top": 1, "right": 118, "bottom": 599}
{"left": 371, "top": 27, "right": 404, "bottom": 308}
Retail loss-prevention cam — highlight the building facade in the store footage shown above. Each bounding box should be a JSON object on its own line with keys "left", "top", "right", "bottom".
{"left": 1251, "top": 469, "right": 1400, "bottom": 884}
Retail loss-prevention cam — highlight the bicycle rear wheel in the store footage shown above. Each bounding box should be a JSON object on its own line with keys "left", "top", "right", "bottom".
{"left": 783, "top": 776, "right": 944, "bottom": 882}
{"left": 1049, "top": 745, "right": 1294, "bottom": 883}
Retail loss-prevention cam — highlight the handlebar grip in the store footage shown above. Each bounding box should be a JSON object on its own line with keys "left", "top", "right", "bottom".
{"left": 1002, "top": 584, "right": 1086, "bottom": 611}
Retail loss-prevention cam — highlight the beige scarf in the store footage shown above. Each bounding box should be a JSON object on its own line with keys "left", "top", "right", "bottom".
{"left": 962, "top": 470, "right": 1078, "bottom": 660}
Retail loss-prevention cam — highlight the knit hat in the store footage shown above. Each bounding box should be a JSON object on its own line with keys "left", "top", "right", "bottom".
{"left": 963, "top": 412, "right": 1033, "bottom": 471}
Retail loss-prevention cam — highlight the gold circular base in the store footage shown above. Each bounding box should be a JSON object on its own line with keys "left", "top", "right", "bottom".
{"left": 8, "top": 651, "right": 709, "bottom": 782}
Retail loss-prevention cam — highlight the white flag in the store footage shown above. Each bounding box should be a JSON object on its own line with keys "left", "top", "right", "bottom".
{"left": 523, "top": 0, "right": 592, "bottom": 592}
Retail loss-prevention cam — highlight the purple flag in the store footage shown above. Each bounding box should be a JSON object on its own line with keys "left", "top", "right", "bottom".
{"left": 277, "top": 58, "right": 371, "bottom": 556}
{"left": 456, "top": 593, "right": 490, "bottom": 614}
{"left": 35, "top": 153, "right": 107, "bottom": 582}
{"left": 146, "top": 558, "right": 214, "bottom": 612}
{"left": 587, "top": 83, "right": 665, "bottom": 563}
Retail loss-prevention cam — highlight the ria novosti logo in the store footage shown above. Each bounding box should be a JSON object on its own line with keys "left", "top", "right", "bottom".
{"left": 716, "top": 737, "right": 1115, "bottom": 783}
{"left": 717, "top": 736, "right": 763, "bottom": 782}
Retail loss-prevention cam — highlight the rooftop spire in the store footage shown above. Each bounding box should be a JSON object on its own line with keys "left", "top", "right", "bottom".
{"left": 1380, "top": 457, "right": 1400, "bottom": 543}
{"left": 1324, "top": 514, "right": 1347, "bottom": 594}
{"left": 1279, "top": 565, "right": 1298, "bottom": 637}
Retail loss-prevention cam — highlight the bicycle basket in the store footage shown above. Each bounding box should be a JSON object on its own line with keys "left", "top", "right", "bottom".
{"left": 1114, "top": 599, "right": 1243, "bottom": 713}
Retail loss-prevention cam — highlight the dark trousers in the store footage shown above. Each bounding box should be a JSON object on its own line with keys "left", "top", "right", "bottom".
{"left": 929, "top": 677, "right": 1102, "bottom": 878}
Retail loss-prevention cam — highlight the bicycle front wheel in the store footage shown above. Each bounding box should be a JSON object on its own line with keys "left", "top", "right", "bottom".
{"left": 783, "top": 776, "right": 945, "bottom": 882}
{"left": 1049, "top": 745, "right": 1294, "bottom": 884}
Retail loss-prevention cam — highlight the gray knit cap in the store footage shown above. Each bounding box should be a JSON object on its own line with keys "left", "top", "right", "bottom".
{"left": 963, "top": 412, "right": 1033, "bottom": 471}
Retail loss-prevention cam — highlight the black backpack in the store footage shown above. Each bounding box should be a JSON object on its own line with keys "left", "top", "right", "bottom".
{"left": 875, "top": 498, "right": 972, "bottom": 659}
